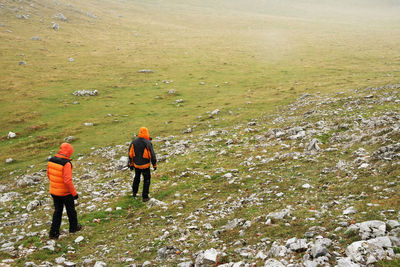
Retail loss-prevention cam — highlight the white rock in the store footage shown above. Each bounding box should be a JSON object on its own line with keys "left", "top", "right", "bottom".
{"left": 55, "top": 257, "right": 65, "bottom": 264}
{"left": 177, "top": 262, "right": 193, "bottom": 267}
{"left": 8, "top": 132, "right": 16, "bottom": 139}
{"left": 346, "top": 239, "right": 388, "bottom": 264}
{"left": 306, "top": 139, "right": 321, "bottom": 151}
{"left": 209, "top": 131, "right": 218, "bottom": 137}
{"left": 54, "top": 13, "right": 67, "bottom": 21}
{"left": 267, "top": 209, "right": 291, "bottom": 220}
{"left": 302, "top": 183, "right": 312, "bottom": 189}
{"left": 26, "top": 200, "right": 40, "bottom": 212}
{"left": 211, "top": 109, "right": 220, "bottom": 116}
{"left": 64, "top": 261, "right": 76, "bottom": 267}
{"left": 203, "top": 248, "right": 221, "bottom": 265}
{"left": 74, "top": 236, "right": 84, "bottom": 243}
{"left": 359, "top": 220, "right": 386, "bottom": 240}
{"left": 358, "top": 163, "right": 369, "bottom": 169}
{"left": 387, "top": 220, "right": 400, "bottom": 229}
{"left": 5, "top": 158, "right": 13, "bottom": 163}
{"left": 264, "top": 258, "right": 284, "bottom": 267}
{"left": 256, "top": 251, "right": 268, "bottom": 260}
{"left": 142, "top": 261, "right": 151, "bottom": 266}
{"left": 335, "top": 257, "right": 360, "bottom": 267}
{"left": 343, "top": 206, "right": 357, "bottom": 215}
{"left": 147, "top": 198, "right": 167, "bottom": 207}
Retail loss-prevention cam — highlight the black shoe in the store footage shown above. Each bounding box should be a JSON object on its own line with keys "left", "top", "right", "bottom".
{"left": 132, "top": 193, "right": 137, "bottom": 198}
{"left": 142, "top": 197, "right": 150, "bottom": 202}
{"left": 49, "top": 232, "right": 59, "bottom": 240}
{"left": 70, "top": 224, "right": 82, "bottom": 233}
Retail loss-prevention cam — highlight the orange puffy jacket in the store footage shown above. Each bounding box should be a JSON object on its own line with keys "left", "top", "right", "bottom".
{"left": 47, "top": 143, "right": 78, "bottom": 197}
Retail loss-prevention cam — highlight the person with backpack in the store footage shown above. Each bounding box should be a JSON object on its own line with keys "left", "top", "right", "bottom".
{"left": 47, "top": 143, "right": 81, "bottom": 239}
{"left": 128, "top": 127, "right": 157, "bottom": 202}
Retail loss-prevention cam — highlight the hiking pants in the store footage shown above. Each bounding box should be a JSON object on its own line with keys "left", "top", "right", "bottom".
{"left": 132, "top": 168, "right": 151, "bottom": 198}
{"left": 50, "top": 194, "right": 78, "bottom": 236}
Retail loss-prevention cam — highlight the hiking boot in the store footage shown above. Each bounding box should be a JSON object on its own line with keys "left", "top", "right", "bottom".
{"left": 49, "top": 232, "right": 59, "bottom": 240}
{"left": 142, "top": 197, "right": 150, "bottom": 202}
{"left": 70, "top": 224, "right": 82, "bottom": 233}
{"left": 132, "top": 193, "right": 137, "bottom": 198}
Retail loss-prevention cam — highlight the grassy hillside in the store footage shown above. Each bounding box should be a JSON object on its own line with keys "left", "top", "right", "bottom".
{"left": 1, "top": 0, "right": 399, "bottom": 179}
{"left": 0, "top": 1, "right": 400, "bottom": 265}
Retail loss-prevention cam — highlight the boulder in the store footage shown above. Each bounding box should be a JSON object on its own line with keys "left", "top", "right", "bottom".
{"left": 346, "top": 238, "right": 393, "bottom": 264}
{"left": 359, "top": 220, "right": 386, "bottom": 240}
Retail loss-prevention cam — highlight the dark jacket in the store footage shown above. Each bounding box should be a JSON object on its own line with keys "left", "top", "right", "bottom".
{"left": 129, "top": 138, "right": 157, "bottom": 169}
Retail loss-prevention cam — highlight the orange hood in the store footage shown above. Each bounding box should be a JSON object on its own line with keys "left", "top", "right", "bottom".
{"left": 58, "top": 143, "right": 74, "bottom": 158}
{"left": 138, "top": 127, "right": 150, "bottom": 140}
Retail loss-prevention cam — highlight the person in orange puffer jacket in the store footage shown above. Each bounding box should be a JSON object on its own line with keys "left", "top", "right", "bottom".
{"left": 47, "top": 143, "right": 81, "bottom": 239}
{"left": 128, "top": 127, "right": 157, "bottom": 202}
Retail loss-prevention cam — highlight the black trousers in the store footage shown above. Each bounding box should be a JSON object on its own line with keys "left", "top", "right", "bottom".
{"left": 132, "top": 168, "right": 151, "bottom": 198}
{"left": 50, "top": 194, "right": 78, "bottom": 236}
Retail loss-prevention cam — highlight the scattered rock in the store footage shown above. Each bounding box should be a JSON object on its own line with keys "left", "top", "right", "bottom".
{"left": 306, "top": 139, "right": 321, "bottom": 151}
{"left": 138, "top": 69, "right": 154, "bottom": 73}
{"left": 94, "top": 261, "right": 107, "bottom": 267}
{"left": 26, "top": 200, "right": 41, "bottom": 212}
{"left": 31, "top": 36, "right": 40, "bottom": 41}
{"left": 264, "top": 258, "right": 284, "bottom": 267}
{"left": 52, "top": 22, "right": 59, "bottom": 30}
{"left": 147, "top": 198, "right": 167, "bottom": 207}
{"left": 267, "top": 209, "right": 291, "bottom": 220}
{"left": 343, "top": 206, "right": 358, "bottom": 215}
{"left": 75, "top": 236, "right": 84, "bottom": 243}
{"left": 64, "top": 136, "right": 75, "bottom": 143}
{"left": 54, "top": 13, "right": 67, "bottom": 21}
{"left": 73, "top": 90, "right": 98, "bottom": 96}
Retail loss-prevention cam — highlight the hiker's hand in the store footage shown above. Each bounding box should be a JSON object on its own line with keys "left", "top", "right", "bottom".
{"left": 130, "top": 166, "right": 134, "bottom": 171}
{"left": 73, "top": 194, "right": 79, "bottom": 200}
{"left": 153, "top": 167, "right": 157, "bottom": 171}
